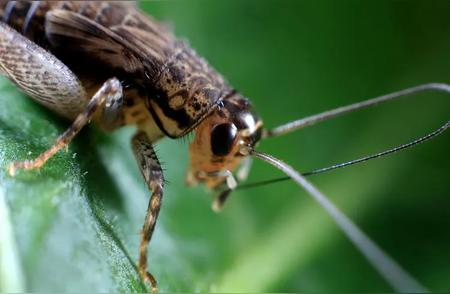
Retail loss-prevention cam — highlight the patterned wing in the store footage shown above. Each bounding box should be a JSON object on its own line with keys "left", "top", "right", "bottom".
{"left": 45, "top": 9, "right": 145, "bottom": 74}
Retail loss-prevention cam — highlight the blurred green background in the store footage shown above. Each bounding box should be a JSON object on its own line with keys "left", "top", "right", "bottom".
{"left": 1, "top": 0, "right": 449, "bottom": 292}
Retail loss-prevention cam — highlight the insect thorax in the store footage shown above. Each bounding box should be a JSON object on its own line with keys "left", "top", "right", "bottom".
{"left": 144, "top": 43, "right": 233, "bottom": 138}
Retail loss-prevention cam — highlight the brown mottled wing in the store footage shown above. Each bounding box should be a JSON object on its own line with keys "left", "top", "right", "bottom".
{"left": 0, "top": 22, "right": 87, "bottom": 119}
{"left": 117, "top": 1, "right": 137, "bottom": 9}
{"left": 45, "top": 9, "right": 145, "bottom": 73}
{"left": 44, "top": 2, "right": 178, "bottom": 77}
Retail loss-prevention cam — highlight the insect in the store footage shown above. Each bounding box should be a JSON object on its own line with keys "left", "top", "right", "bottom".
{"left": 0, "top": 0, "right": 449, "bottom": 292}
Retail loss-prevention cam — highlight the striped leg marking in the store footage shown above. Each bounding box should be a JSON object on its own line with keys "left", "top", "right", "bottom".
{"left": 8, "top": 78, "right": 123, "bottom": 176}
{"left": 131, "top": 131, "right": 164, "bottom": 293}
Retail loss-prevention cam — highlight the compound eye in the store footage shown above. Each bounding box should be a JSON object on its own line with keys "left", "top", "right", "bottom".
{"left": 210, "top": 123, "right": 238, "bottom": 156}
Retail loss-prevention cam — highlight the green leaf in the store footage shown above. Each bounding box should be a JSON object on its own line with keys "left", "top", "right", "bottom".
{"left": 0, "top": 79, "right": 146, "bottom": 292}
{"left": 1, "top": 1, "right": 450, "bottom": 292}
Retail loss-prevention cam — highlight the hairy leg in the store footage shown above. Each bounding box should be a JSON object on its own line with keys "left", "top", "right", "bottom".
{"left": 131, "top": 131, "right": 164, "bottom": 292}
{"left": 8, "top": 78, "right": 123, "bottom": 175}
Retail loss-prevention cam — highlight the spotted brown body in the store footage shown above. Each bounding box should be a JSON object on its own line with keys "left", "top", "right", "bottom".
{"left": 0, "top": 0, "right": 240, "bottom": 137}
{"left": 0, "top": 1, "right": 263, "bottom": 290}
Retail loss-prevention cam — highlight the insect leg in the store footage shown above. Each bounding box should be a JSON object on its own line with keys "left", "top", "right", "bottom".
{"left": 0, "top": 22, "right": 88, "bottom": 119}
{"left": 131, "top": 131, "right": 164, "bottom": 292}
{"left": 8, "top": 78, "right": 123, "bottom": 176}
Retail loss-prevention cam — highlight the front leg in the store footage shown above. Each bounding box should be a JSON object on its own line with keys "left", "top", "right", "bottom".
{"left": 131, "top": 131, "right": 164, "bottom": 292}
{"left": 8, "top": 78, "right": 123, "bottom": 175}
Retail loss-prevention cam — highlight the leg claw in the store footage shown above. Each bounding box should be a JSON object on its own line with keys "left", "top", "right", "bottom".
{"left": 7, "top": 160, "right": 36, "bottom": 176}
{"left": 139, "top": 268, "right": 158, "bottom": 293}
{"left": 7, "top": 162, "right": 17, "bottom": 176}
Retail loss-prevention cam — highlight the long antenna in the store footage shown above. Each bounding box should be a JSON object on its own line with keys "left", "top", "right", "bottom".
{"left": 251, "top": 149, "right": 427, "bottom": 293}
{"left": 265, "top": 83, "right": 450, "bottom": 138}
{"left": 238, "top": 120, "right": 450, "bottom": 190}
